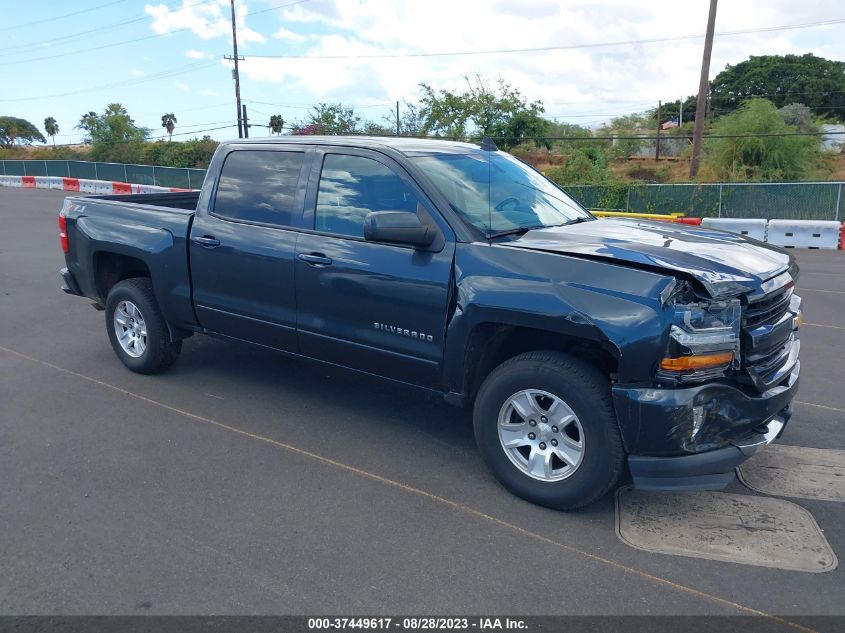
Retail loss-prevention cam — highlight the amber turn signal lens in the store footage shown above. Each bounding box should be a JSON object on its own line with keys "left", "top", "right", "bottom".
{"left": 660, "top": 352, "right": 734, "bottom": 372}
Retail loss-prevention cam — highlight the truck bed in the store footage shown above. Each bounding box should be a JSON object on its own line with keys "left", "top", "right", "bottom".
{"left": 73, "top": 191, "right": 200, "bottom": 211}
{"left": 61, "top": 191, "right": 199, "bottom": 331}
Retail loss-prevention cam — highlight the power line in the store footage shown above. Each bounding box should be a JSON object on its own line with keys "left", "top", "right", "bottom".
{"left": 241, "top": 17, "right": 845, "bottom": 60}
{"left": 1, "top": 0, "right": 310, "bottom": 67}
{"left": 0, "top": 0, "right": 129, "bottom": 33}
{"left": 0, "top": 60, "right": 217, "bottom": 102}
{"left": 0, "top": 0, "right": 216, "bottom": 55}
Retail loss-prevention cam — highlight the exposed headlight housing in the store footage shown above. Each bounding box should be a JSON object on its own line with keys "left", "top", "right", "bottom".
{"left": 658, "top": 296, "right": 741, "bottom": 384}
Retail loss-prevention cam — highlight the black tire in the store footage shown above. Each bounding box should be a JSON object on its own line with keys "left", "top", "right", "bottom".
{"left": 105, "top": 278, "right": 181, "bottom": 374}
{"left": 473, "top": 351, "right": 624, "bottom": 510}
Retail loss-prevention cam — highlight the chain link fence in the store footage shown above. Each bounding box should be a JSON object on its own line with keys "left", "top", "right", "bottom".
{"left": 2, "top": 159, "right": 843, "bottom": 220}
{"left": 563, "top": 182, "right": 844, "bottom": 221}
{"left": 0, "top": 160, "right": 206, "bottom": 190}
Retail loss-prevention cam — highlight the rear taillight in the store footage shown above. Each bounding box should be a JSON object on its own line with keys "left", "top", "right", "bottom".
{"left": 58, "top": 211, "right": 69, "bottom": 254}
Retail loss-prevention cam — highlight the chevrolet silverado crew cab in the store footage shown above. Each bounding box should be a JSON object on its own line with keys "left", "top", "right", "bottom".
{"left": 58, "top": 137, "right": 802, "bottom": 509}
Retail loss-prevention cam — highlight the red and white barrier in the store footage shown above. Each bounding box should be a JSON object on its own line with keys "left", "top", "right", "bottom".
{"left": 0, "top": 175, "right": 195, "bottom": 195}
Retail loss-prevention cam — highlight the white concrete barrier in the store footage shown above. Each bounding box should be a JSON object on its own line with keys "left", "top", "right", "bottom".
{"left": 94, "top": 181, "right": 113, "bottom": 195}
{"left": 766, "top": 220, "right": 841, "bottom": 249}
{"left": 78, "top": 179, "right": 98, "bottom": 193}
{"left": 701, "top": 218, "right": 768, "bottom": 241}
{"left": 132, "top": 183, "right": 171, "bottom": 194}
{"left": 35, "top": 176, "right": 64, "bottom": 190}
{"left": 0, "top": 175, "right": 23, "bottom": 187}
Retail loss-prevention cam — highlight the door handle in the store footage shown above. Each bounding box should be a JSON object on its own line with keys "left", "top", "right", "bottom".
{"left": 192, "top": 235, "right": 221, "bottom": 248}
{"left": 298, "top": 252, "right": 332, "bottom": 266}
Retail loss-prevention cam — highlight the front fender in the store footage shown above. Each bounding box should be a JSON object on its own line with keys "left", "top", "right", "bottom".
{"left": 443, "top": 243, "right": 675, "bottom": 393}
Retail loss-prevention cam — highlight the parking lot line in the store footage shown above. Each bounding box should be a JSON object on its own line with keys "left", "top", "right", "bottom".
{"left": 795, "top": 400, "right": 845, "bottom": 414}
{"left": 804, "top": 323, "right": 845, "bottom": 330}
{"left": 0, "top": 343, "right": 818, "bottom": 632}
{"left": 799, "top": 288, "right": 845, "bottom": 295}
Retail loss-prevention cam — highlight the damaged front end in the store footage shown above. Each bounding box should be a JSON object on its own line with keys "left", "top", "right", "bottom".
{"left": 613, "top": 272, "right": 802, "bottom": 491}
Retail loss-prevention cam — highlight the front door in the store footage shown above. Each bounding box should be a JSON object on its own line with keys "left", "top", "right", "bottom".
{"left": 295, "top": 149, "right": 454, "bottom": 387}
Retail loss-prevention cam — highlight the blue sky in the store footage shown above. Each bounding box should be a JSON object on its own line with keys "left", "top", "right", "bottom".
{"left": 2, "top": 0, "right": 844, "bottom": 145}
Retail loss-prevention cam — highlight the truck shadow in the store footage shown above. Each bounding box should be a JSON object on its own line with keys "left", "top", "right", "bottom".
{"left": 170, "top": 333, "right": 479, "bottom": 456}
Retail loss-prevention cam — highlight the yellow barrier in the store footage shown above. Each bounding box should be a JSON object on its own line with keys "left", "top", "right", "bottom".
{"left": 590, "top": 210, "right": 685, "bottom": 221}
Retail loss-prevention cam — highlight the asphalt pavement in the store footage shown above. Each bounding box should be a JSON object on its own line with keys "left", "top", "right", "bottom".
{"left": 2, "top": 187, "right": 845, "bottom": 622}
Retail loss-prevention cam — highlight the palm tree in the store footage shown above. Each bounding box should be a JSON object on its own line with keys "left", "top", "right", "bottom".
{"left": 161, "top": 113, "right": 177, "bottom": 141}
{"left": 44, "top": 117, "right": 59, "bottom": 146}
{"left": 106, "top": 103, "right": 128, "bottom": 116}
{"left": 269, "top": 114, "right": 284, "bottom": 135}
{"left": 77, "top": 111, "right": 98, "bottom": 133}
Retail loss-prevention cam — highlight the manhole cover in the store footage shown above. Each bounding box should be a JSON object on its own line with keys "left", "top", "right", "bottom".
{"left": 738, "top": 444, "right": 845, "bottom": 502}
{"left": 616, "top": 487, "right": 837, "bottom": 573}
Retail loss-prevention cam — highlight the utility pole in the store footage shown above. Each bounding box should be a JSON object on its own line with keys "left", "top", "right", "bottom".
{"left": 655, "top": 100, "right": 661, "bottom": 162}
{"left": 242, "top": 104, "right": 249, "bottom": 138}
{"left": 689, "top": 0, "right": 718, "bottom": 178}
{"left": 679, "top": 97, "right": 683, "bottom": 127}
{"left": 225, "top": 0, "right": 244, "bottom": 138}
{"left": 395, "top": 101, "right": 400, "bottom": 136}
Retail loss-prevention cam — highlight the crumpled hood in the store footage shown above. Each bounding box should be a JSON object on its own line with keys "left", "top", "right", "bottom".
{"left": 502, "top": 218, "right": 794, "bottom": 297}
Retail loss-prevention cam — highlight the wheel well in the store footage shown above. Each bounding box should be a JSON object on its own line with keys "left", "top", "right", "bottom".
{"left": 93, "top": 252, "right": 151, "bottom": 302}
{"left": 464, "top": 324, "right": 618, "bottom": 401}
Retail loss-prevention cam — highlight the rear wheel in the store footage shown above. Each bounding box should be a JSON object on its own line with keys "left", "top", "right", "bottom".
{"left": 473, "top": 351, "right": 624, "bottom": 510}
{"left": 106, "top": 278, "right": 181, "bottom": 374}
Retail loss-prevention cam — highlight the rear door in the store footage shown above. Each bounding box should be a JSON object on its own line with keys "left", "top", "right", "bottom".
{"left": 190, "top": 146, "right": 310, "bottom": 351}
{"left": 294, "top": 148, "right": 455, "bottom": 388}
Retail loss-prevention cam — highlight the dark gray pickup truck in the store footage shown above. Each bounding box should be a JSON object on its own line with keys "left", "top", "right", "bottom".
{"left": 59, "top": 136, "right": 802, "bottom": 509}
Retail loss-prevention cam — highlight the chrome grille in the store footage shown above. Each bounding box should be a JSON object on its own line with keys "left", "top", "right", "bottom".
{"left": 741, "top": 277, "right": 799, "bottom": 392}
{"left": 743, "top": 286, "right": 792, "bottom": 329}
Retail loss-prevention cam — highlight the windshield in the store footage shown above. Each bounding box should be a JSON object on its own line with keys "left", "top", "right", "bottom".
{"left": 410, "top": 151, "right": 591, "bottom": 236}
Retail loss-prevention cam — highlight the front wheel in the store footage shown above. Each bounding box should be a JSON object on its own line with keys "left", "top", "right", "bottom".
{"left": 473, "top": 351, "right": 624, "bottom": 510}
{"left": 105, "top": 278, "right": 181, "bottom": 374}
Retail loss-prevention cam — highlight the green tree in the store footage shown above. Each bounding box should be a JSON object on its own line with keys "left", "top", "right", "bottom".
{"left": 651, "top": 96, "right": 698, "bottom": 126}
{"left": 76, "top": 104, "right": 149, "bottom": 160}
{"left": 710, "top": 54, "right": 845, "bottom": 120}
{"left": 600, "top": 112, "right": 650, "bottom": 160}
{"left": 417, "top": 75, "right": 548, "bottom": 148}
{"left": 702, "top": 98, "right": 821, "bottom": 181}
{"left": 44, "top": 117, "right": 59, "bottom": 146}
{"left": 0, "top": 117, "right": 46, "bottom": 146}
{"left": 777, "top": 103, "right": 816, "bottom": 132}
{"left": 77, "top": 111, "right": 98, "bottom": 136}
{"left": 161, "top": 113, "right": 177, "bottom": 141}
{"left": 292, "top": 103, "right": 361, "bottom": 135}
{"left": 394, "top": 102, "right": 426, "bottom": 136}
{"left": 269, "top": 114, "right": 284, "bottom": 135}
{"left": 545, "top": 146, "right": 610, "bottom": 185}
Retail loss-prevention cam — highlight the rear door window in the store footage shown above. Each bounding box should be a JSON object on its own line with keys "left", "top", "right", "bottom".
{"left": 213, "top": 150, "right": 305, "bottom": 227}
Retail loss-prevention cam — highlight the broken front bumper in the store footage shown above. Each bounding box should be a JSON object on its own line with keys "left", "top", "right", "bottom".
{"left": 612, "top": 360, "right": 799, "bottom": 491}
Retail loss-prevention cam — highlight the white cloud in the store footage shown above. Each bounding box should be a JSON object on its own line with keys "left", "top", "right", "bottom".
{"left": 234, "top": 0, "right": 845, "bottom": 125}
{"left": 145, "top": 0, "right": 265, "bottom": 44}
{"left": 185, "top": 49, "right": 207, "bottom": 59}
{"left": 201, "top": 88, "right": 219, "bottom": 96}
{"left": 174, "top": 80, "right": 190, "bottom": 92}
{"left": 273, "top": 26, "right": 306, "bottom": 43}
{"left": 130, "top": 69, "right": 146, "bottom": 77}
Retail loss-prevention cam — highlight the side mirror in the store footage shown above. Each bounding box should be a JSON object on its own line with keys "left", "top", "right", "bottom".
{"left": 363, "top": 211, "right": 435, "bottom": 247}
